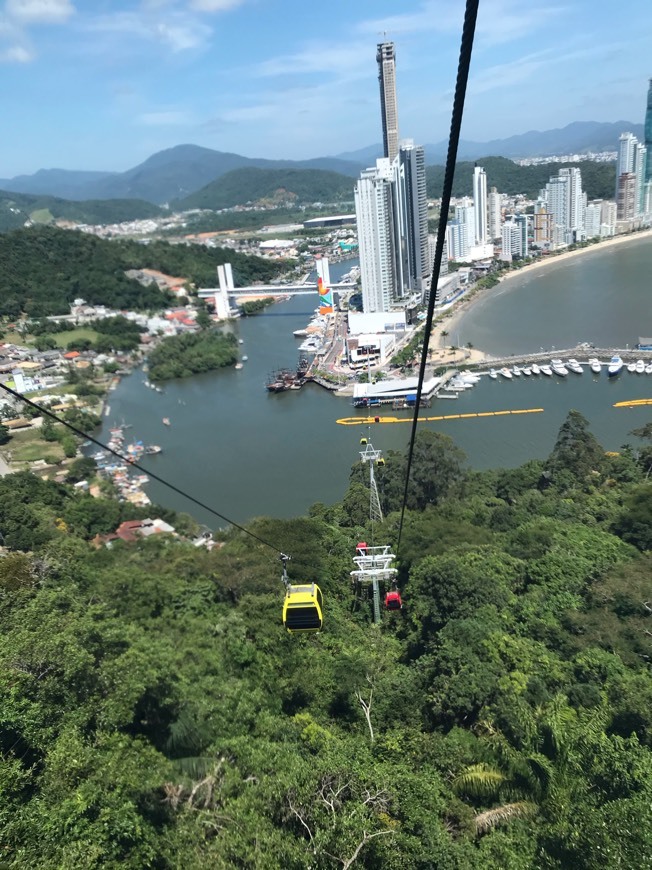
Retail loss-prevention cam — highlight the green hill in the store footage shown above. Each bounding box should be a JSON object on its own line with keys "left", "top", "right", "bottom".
{"left": 426, "top": 156, "right": 616, "bottom": 201}
{"left": 0, "top": 225, "right": 287, "bottom": 318}
{"left": 176, "top": 166, "right": 355, "bottom": 211}
{"left": 1, "top": 413, "right": 652, "bottom": 866}
{"left": 0, "top": 189, "right": 163, "bottom": 232}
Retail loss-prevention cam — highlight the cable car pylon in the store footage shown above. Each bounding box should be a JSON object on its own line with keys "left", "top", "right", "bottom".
{"left": 350, "top": 432, "right": 401, "bottom": 623}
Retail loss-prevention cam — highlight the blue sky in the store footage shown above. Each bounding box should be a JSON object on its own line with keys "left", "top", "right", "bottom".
{"left": 1, "top": 0, "right": 651, "bottom": 176}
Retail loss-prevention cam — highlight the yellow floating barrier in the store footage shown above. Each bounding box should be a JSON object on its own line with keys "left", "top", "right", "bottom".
{"left": 613, "top": 399, "right": 652, "bottom": 407}
{"left": 336, "top": 408, "right": 545, "bottom": 426}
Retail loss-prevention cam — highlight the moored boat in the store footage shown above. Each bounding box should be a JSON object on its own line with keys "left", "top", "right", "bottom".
{"left": 567, "top": 359, "right": 583, "bottom": 374}
{"left": 589, "top": 358, "right": 601, "bottom": 374}
{"left": 607, "top": 355, "right": 623, "bottom": 377}
{"left": 489, "top": 369, "right": 498, "bottom": 379}
{"left": 522, "top": 367, "right": 532, "bottom": 376}
{"left": 646, "top": 363, "right": 652, "bottom": 374}
{"left": 627, "top": 362, "right": 637, "bottom": 373}
{"left": 540, "top": 365, "right": 553, "bottom": 376}
{"left": 551, "top": 359, "right": 568, "bottom": 376}
{"left": 512, "top": 366, "right": 522, "bottom": 376}
{"left": 499, "top": 367, "right": 513, "bottom": 379}
{"left": 531, "top": 363, "right": 541, "bottom": 375}
{"left": 635, "top": 359, "right": 645, "bottom": 373}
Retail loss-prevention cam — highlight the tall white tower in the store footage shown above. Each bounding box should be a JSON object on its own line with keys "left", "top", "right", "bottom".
{"left": 488, "top": 186, "right": 501, "bottom": 239}
{"left": 355, "top": 159, "right": 396, "bottom": 313}
{"left": 472, "top": 165, "right": 488, "bottom": 244}
{"left": 377, "top": 42, "right": 400, "bottom": 164}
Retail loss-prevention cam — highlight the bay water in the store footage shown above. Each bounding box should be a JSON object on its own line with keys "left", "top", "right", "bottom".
{"left": 97, "top": 243, "right": 652, "bottom": 528}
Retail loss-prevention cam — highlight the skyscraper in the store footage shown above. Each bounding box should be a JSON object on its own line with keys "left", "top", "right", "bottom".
{"left": 393, "top": 140, "right": 429, "bottom": 296}
{"left": 377, "top": 42, "right": 399, "bottom": 163}
{"left": 488, "top": 187, "right": 502, "bottom": 239}
{"left": 616, "top": 131, "right": 647, "bottom": 218}
{"left": 355, "top": 159, "right": 396, "bottom": 313}
{"left": 472, "top": 166, "right": 488, "bottom": 244}
{"left": 645, "top": 79, "right": 652, "bottom": 184}
{"left": 544, "top": 167, "right": 584, "bottom": 244}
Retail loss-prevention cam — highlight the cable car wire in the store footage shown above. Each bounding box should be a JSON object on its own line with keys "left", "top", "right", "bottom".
{"left": 0, "top": 382, "right": 287, "bottom": 557}
{"left": 395, "top": 0, "right": 480, "bottom": 557}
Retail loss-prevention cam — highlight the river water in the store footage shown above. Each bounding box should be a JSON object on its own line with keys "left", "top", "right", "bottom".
{"left": 98, "top": 244, "right": 652, "bottom": 528}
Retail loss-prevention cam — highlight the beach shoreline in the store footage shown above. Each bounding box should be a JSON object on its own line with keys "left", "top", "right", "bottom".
{"left": 428, "top": 228, "right": 652, "bottom": 365}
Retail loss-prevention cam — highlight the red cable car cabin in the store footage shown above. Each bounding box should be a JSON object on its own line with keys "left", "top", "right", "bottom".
{"left": 385, "top": 590, "right": 402, "bottom": 611}
{"left": 356, "top": 542, "right": 368, "bottom": 556}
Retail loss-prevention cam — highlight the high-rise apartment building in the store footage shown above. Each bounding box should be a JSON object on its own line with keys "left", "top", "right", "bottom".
{"left": 355, "top": 159, "right": 396, "bottom": 313}
{"left": 393, "top": 140, "right": 429, "bottom": 297}
{"left": 584, "top": 201, "right": 603, "bottom": 238}
{"left": 472, "top": 166, "right": 488, "bottom": 244}
{"left": 544, "top": 167, "right": 584, "bottom": 244}
{"left": 616, "top": 131, "right": 647, "bottom": 218}
{"left": 533, "top": 201, "right": 553, "bottom": 245}
{"left": 645, "top": 79, "right": 652, "bottom": 184}
{"left": 488, "top": 186, "right": 502, "bottom": 239}
{"left": 500, "top": 219, "right": 527, "bottom": 261}
{"left": 377, "top": 42, "right": 400, "bottom": 163}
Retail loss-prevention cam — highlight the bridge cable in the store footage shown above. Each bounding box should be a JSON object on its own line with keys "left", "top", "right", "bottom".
{"left": 0, "top": 382, "right": 287, "bottom": 558}
{"left": 395, "top": 0, "right": 480, "bottom": 557}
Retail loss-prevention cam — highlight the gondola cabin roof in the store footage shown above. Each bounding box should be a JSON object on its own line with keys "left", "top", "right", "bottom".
{"left": 283, "top": 583, "right": 323, "bottom": 633}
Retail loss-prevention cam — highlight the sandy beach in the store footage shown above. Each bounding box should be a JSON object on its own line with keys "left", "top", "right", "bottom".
{"left": 428, "top": 228, "right": 652, "bottom": 366}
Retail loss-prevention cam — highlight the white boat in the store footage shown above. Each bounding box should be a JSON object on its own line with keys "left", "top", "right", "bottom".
{"left": 500, "top": 367, "right": 513, "bottom": 379}
{"left": 540, "top": 365, "right": 553, "bottom": 376}
{"left": 293, "top": 329, "right": 308, "bottom": 337}
{"left": 567, "top": 359, "right": 583, "bottom": 374}
{"left": 522, "top": 367, "right": 532, "bottom": 376}
{"left": 635, "top": 359, "right": 645, "bottom": 373}
{"left": 607, "top": 355, "right": 623, "bottom": 377}
{"left": 627, "top": 362, "right": 637, "bottom": 373}
{"left": 531, "top": 363, "right": 541, "bottom": 375}
{"left": 551, "top": 359, "right": 568, "bottom": 376}
{"left": 234, "top": 363, "right": 243, "bottom": 370}
{"left": 646, "top": 363, "right": 652, "bottom": 374}
{"left": 512, "top": 366, "right": 522, "bottom": 376}
{"left": 489, "top": 369, "right": 498, "bottom": 379}
{"left": 242, "top": 355, "right": 248, "bottom": 361}
{"left": 589, "top": 358, "right": 601, "bottom": 374}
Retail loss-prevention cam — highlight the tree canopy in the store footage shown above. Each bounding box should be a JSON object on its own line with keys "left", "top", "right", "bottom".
{"left": 0, "top": 413, "right": 651, "bottom": 867}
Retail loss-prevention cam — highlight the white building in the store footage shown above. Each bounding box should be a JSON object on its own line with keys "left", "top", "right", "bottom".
{"left": 500, "top": 217, "right": 528, "bottom": 261}
{"left": 544, "top": 167, "right": 585, "bottom": 245}
{"left": 616, "top": 132, "right": 648, "bottom": 219}
{"left": 355, "top": 159, "right": 396, "bottom": 313}
{"left": 472, "top": 166, "right": 488, "bottom": 244}
{"left": 393, "top": 140, "right": 430, "bottom": 298}
{"left": 488, "top": 186, "right": 502, "bottom": 239}
{"left": 584, "top": 201, "right": 602, "bottom": 238}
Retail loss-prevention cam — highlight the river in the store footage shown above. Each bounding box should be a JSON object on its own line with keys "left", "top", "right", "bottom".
{"left": 97, "top": 245, "right": 652, "bottom": 529}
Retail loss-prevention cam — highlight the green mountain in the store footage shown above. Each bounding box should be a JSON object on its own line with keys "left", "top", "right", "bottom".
{"left": 0, "top": 145, "right": 364, "bottom": 205}
{"left": 175, "top": 166, "right": 355, "bottom": 211}
{"left": 1, "top": 413, "right": 652, "bottom": 866}
{"left": 0, "top": 225, "right": 286, "bottom": 318}
{"left": 427, "top": 156, "right": 617, "bottom": 201}
{"left": 0, "top": 189, "right": 163, "bottom": 232}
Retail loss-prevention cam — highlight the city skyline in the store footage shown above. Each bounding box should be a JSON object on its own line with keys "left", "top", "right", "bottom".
{"left": 1, "top": 0, "right": 651, "bottom": 177}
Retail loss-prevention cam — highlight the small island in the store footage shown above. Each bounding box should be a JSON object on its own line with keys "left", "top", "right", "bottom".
{"left": 148, "top": 330, "right": 238, "bottom": 381}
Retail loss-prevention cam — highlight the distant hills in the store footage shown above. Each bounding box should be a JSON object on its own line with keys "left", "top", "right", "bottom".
{"left": 338, "top": 121, "right": 645, "bottom": 166}
{"left": 0, "top": 144, "right": 363, "bottom": 206}
{"left": 0, "top": 121, "right": 638, "bottom": 208}
{"left": 0, "top": 190, "right": 162, "bottom": 232}
{"left": 427, "top": 156, "right": 617, "bottom": 201}
{"left": 174, "top": 167, "right": 355, "bottom": 211}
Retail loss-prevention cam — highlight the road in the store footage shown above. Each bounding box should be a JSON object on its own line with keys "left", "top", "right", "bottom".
{"left": 0, "top": 451, "right": 12, "bottom": 477}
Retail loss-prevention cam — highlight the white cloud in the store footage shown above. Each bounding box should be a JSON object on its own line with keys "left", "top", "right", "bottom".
{"left": 189, "top": 0, "right": 245, "bottom": 11}
{"left": 253, "top": 40, "right": 370, "bottom": 78}
{"left": 5, "top": 0, "right": 75, "bottom": 24}
{"left": 0, "top": 42, "right": 32, "bottom": 62}
{"left": 86, "top": 11, "right": 211, "bottom": 53}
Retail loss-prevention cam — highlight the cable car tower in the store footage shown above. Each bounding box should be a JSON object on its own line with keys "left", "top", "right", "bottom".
{"left": 350, "top": 434, "right": 399, "bottom": 623}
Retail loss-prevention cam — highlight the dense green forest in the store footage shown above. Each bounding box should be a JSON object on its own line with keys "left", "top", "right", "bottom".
{"left": 426, "top": 157, "right": 616, "bottom": 201}
{"left": 1, "top": 411, "right": 651, "bottom": 867}
{"left": 0, "top": 227, "right": 287, "bottom": 318}
{"left": 0, "top": 190, "right": 163, "bottom": 232}
{"left": 148, "top": 329, "right": 238, "bottom": 380}
{"left": 175, "top": 167, "right": 356, "bottom": 211}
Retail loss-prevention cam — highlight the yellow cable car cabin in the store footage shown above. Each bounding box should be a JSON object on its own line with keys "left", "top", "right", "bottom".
{"left": 376, "top": 457, "right": 385, "bottom": 466}
{"left": 282, "top": 583, "right": 324, "bottom": 633}
{"left": 360, "top": 437, "right": 368, "bottom": 445}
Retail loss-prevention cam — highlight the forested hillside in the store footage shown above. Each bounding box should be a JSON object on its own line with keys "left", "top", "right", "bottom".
{"left": 0, "top": 189, "right": 162, "bottom": 232}
{"left": 0, "top": 226, "right": 287, "bottom": 318}
{"left": 426, "top": 156, "right": 617, "bottom": 201}
{"left": 175, "top": 167, "right": 355, "bottom": 211}
{"left": 1, "top": 412, "right": 651, "bottom": 867}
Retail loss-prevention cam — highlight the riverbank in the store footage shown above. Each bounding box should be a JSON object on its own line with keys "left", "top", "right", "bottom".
{"left": 429, "top": 228, "right": 652, "bottom": 361}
